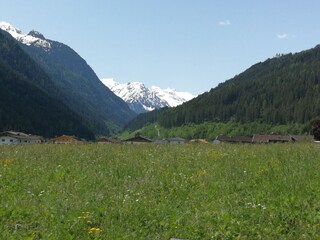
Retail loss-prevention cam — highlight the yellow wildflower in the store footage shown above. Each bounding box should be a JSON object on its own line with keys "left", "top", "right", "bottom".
{"left": 89, "top": 227, "right": 101, "bottom": 234}
{"left": 4, "top": 159, "right": 12, "bottom": 165}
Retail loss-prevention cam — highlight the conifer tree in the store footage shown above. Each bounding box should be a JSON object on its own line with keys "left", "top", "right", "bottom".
{"left": 311, "top": 117, "right": 320, "bottom": 140}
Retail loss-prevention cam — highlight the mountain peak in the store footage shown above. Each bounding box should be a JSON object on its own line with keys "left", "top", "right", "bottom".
{"left": 0, "top": 21, "right": 51, "bottom": 50}
{"left": 101, "top": 78, "right": 195, "bottom": 113}
{"left": 28, "top": 30, "right": 46, "bottom": 40}
{"left": 0, "top": 21, "right": 23, "bottom": 35}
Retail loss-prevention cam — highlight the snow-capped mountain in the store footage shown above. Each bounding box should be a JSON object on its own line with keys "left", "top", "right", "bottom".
{"left": 0, "top": 21, "right": 51, "bottom": 50}
{"left": 101, "top": 78, "right": 195, "bottom": 113}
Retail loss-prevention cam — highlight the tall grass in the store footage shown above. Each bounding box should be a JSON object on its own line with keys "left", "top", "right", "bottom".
{"left": 0, "top": 143, "right": 320, "bottom": 239}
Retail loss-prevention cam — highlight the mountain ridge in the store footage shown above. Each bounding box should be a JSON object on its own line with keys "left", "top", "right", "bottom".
{"left": 0, "top": 29, "right": 94, "bottom": 138}
{"left": 101, "top": 78, "right": 195, "bottom": 114}
{"left": 125, "top": 44, "right": 320, "bottom": 131}
{"left": 161, "top": 44, "right": 320, "bottom": 126}
{"left": 0, "top": 21, "right": 136, "bottom": 135}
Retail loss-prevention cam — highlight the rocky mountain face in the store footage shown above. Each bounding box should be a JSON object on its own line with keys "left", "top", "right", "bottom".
{"left": 101, "top": 78, "right": 195, "bottom": 114}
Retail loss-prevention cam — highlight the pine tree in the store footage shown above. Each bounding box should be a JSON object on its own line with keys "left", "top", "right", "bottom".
{"left": 311, "top": 117, "right": 320, "bottom": 141}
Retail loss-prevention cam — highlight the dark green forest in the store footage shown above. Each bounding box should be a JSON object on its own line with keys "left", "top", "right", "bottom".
{"left": 21, "top": 34, "right": 136, "bottom": 135}
{"left": 126, "top": 45, "right": 320, "bottom": 133}
{"left": 0, "top": 30, "right": 94, "bottom": 139}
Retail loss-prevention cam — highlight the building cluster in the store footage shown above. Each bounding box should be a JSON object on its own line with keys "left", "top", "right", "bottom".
{"left": 213, "top": 134, "right": 310, "bottom": 144}
{"left": 0, "top": 131, "right": 191, "bottom": 145}
{"left": 0, "top": 131, "right": 311, "bottom": 146}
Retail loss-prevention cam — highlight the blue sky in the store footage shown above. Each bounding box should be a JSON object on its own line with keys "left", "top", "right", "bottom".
{"left": 2, "top": 0, "right": 320, "bottom": 95}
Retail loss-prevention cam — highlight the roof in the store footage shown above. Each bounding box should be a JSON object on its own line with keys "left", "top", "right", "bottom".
{"left": 52, "top": 135, "right": 83, "bottom": 142}
{"left": 216, "top": 134, "right": 298, "bottom": 144}
{"left": 124, "top": 135, "right": 152, "bottom": 142}
{"left": 216, "top": 135, "right": 253, "bottom": 143}
{"left": 216, "top": 135, "right": 232, "bottom": 142}
{"left": 97, "top": 137, "right": 122, "bottom": 143}
{"left": 0, "top": 131, "right": 44, "bottom": 141}
{"left": 252, "top": 134, "right": 295, "bottom": 143}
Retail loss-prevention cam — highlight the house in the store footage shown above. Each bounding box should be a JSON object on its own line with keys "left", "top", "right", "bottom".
{"left": 0, "top": 131, "right": 44, "bottom": 145}
{"left": 97, "top": 137, "right": 122, "bottom": 144}
{"left": 124, "top": 135, "right": 152, "bottom": 144}
{"left": 214, "top": 135, "right": 253, "bottom": 144}
{"left": 52, "top": 135, "right": 84, "bottom": 144}
{"left": 252, "top": 134, "right": 296, "bottom": 143}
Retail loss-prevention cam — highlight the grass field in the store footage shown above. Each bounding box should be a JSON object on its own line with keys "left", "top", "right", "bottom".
{"left": 1, "top": 143, "right": 320, "bottom": 239}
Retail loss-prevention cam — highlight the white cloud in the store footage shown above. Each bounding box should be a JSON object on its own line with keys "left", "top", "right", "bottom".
{"left": 219, "top": 20, "right": 231, "bottom": 26}
{"left": 277, "top": 33, "right": 296, "bottom": 40}
{"left": 277, "top": 33, "right": 288, "bottom": 39}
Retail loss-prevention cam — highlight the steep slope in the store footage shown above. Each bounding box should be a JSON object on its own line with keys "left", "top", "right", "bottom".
{"left": 101, "top": 78, "right": 195, "bottom": 113}
{"left": 159, "top": 45, "right": 320, "bottom": 127}
{"left": 0, "top": 29, "right": 94, "bottom": 139}
{"left": 0, "top": 22, "right": 136, "bottom": 135}
{"left": 126, "top": 45, "right": 320, "bottom": 130}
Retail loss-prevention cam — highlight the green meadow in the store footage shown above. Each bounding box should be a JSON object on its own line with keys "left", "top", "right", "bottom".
{"left": 1, "top": 143, "right": 320, "bottom": 239}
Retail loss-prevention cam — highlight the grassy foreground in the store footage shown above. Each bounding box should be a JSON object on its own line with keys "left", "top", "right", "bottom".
{"left": 1, "top": 143, "right": 320, "bottom": 239}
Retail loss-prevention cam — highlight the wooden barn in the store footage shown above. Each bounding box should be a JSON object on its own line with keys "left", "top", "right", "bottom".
{"left": 252, "top": 134, "right": 297, "bottom": 143}
{"left": 124, "top": 135, "right": 152, "bottom": 144}
{"left": 214, "top": 135, "right": 253, "bottom": 144}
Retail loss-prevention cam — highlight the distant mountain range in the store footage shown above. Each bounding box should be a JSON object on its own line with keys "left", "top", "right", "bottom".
{"left": 3, "top": 21, "right": 319, "bottom": 139}
{"left": 126, "top": 44, "right": 320, "bottom": 131}
{"left": 101, "top": 78, "right": 195, "bottom": 113}
{"left": 0, "top": 21, "right": 136, "bottom": 136}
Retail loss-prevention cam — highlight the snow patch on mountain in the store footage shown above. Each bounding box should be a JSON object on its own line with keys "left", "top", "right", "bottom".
{"left": 101, "top": 78, "right": 195, "bottom": 113}
{"left": 150, "top": 86, "right": 195, "bottom": 107}
{"left": 0, "top": 21, "right": 51, "bottom": 50}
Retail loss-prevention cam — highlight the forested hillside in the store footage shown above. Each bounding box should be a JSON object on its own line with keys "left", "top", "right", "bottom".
{"left": 0, "top": 30, "right": 94, "bottom": 139}
{"left": 21, "top": 34, "right": 136, "bottom": 135}
{"left": 126, "top": 45, "right": 320, "bottom": 131}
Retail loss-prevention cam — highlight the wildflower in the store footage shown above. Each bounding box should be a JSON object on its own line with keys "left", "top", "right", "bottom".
{"left": 38, "top": 190, "right": 45, "bottom": 197}
{"left": 4, "top": 159, "right": 12, "bottom": 165}
{"left": 78, "top": 212, "right": 90, "bottom": 219}
{"left": 89, "top": 227, "right": 101, "bottom": 234}
{"left": 246, "top": 202, "right": 266, "bottom": 210}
